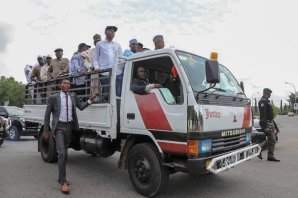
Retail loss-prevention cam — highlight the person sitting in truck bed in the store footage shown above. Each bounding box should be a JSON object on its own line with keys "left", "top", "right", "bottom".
{"left": 131, "top": 66, "right": 161, "bottom": 94}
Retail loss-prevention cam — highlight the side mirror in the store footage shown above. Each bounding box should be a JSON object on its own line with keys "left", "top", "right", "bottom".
{"left": 240, "top": 81, "right": 245, "bottom": 93}
{"left": 205, "top": 60, "right": 220, "bottom": 84}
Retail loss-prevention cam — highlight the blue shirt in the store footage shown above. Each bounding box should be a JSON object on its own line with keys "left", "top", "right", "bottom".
{"left": 69, "top": 52, "right": 87, "bottom": 85}
{"left": 123, "top": 49, "right": 134, "bottom": 58}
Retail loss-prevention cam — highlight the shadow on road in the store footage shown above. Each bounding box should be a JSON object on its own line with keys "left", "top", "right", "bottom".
{"left": 65, "top": 152, "right": 242, "bottom": 197}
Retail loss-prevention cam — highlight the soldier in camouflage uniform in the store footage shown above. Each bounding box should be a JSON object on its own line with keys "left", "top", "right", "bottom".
{"left": 258, "top": 88, "right": 280, "bottom": 162}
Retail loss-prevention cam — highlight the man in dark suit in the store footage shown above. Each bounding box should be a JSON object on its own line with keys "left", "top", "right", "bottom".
{"left": 44, "top": 79, "right": 95, "bottom": 194}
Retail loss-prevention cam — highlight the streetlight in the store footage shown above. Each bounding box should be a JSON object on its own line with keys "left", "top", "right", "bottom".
{"left": 285, "top": 81, "right": 297, "bottom": 113}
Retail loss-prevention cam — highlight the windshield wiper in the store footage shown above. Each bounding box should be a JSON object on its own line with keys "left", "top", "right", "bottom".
{"left": 236, "top": 92, "right": 245, "bottom": 95}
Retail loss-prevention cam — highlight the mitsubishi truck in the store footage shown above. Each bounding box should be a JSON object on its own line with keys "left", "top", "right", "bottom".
{"left": 24, "top": 48, "right": 261, "bottom": 197}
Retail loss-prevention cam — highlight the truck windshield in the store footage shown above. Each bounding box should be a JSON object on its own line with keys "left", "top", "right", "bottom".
{"left": 176, "top": 51, "right": 243, "bottom": 95}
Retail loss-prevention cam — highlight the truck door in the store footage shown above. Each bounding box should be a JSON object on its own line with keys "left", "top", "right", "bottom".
{"left": 122, "top": 55, "right": 188, "bottom": 148}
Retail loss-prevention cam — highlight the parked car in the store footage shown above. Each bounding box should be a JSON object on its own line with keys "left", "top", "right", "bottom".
{"left": 0, "top": 106, "right": 39, "bottom": 140}
{"left": 252, "top": 118, "right": 279, "bottom": 145}
{"left": 288, "top": 112, "right": 295, "bottom": 117}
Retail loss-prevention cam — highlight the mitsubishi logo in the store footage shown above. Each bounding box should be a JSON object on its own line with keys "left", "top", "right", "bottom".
{"left": 233, "top": 115, "right": 237, "bottom": 122}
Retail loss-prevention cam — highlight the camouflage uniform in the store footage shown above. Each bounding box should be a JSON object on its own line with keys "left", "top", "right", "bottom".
{"left": 258, "top": 89, "right": 279, "bottom": 161}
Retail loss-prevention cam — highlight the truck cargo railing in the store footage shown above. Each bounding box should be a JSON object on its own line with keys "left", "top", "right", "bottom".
{"left": 25, "top": 69, "right": 112, "bottom": 105}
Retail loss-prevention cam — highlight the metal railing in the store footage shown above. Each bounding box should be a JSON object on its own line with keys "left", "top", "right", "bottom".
{"left": 25, "top": 69, "right": 112, "bottom": 105}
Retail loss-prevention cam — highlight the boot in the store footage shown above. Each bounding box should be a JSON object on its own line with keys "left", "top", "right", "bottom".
{"left": 267, "top": 156, "right": 280, "bottom": 162}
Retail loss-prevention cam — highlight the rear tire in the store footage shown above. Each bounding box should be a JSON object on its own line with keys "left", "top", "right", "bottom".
{"left": 127, "top": 143, "right": 169, "bottom": 197}
{"left": 7, "top": 125, "right": 20, "bottom": 141}
{"left": 39, "top": 132, "right": 57, "bottom": 163}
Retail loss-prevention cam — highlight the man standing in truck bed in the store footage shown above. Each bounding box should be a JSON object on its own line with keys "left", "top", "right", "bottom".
{"left": 258, "top": 88, "right": 280, "bottom": 162}
{"left": 48, "top": 48, "right": 69, "bottom": 79}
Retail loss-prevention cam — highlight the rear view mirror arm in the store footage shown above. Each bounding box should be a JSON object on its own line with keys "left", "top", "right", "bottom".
{"left": 195, "top": 83, "right": 217, "bottom": 100}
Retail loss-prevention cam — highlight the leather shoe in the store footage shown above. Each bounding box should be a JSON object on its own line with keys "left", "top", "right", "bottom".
{"left": 267, "top": 157, "right": 280, "bottom": 162}
{"left": 60, "top": 183, "right": 70, "bottom": 194}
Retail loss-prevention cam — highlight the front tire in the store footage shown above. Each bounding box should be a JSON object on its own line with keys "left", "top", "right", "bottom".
{"left": 7, "top": 125, "right": 20, "bottom": 141}
{"left": 127, "top": 143, "right": 169, "bottom": 197}
{"left": 39, "top": 132, "right": 57, "bottom": 163}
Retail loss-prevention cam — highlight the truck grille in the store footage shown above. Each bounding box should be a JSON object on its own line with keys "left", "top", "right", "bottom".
{"left": 211, "top": 133, "right": 247, "bottom": 154}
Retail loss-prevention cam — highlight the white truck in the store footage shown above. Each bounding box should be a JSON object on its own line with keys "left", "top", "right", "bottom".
{"left": 24, "top": 48, "right": 260, "bottom": 197}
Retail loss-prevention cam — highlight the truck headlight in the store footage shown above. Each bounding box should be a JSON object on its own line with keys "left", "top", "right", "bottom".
{"left": 199, "top": 139, "right": 212, "bottom": 154}
{"left": 245, "top": 133, "right": 251, "bottom": 143}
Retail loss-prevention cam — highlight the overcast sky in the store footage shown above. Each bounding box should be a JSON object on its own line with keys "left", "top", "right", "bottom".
{"left": 0, "top": 0, "right": 297, "bottom": 101}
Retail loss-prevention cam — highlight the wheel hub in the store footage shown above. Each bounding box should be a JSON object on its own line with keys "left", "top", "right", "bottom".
{"left": 8, "top": 128, "right": 15, "bottom": 139}
{"left": 134, "top": 158, "right": 151, "bottom": 183}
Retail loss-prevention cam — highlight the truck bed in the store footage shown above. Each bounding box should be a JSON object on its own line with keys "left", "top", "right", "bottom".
{"left": 24, "top": 104, "right": 114, "bottom": 136}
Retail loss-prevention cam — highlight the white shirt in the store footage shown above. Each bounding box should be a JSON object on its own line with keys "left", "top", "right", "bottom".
{"left": 24, "top": 65, "right": 33, "bottom": 83}
{"left": 40, "top": 64, "right": 49, "bottom": 81}
{"left": 59, "top": 92, "right": 73, "bottom": 122}
{"left": 90, "top": 47, "right": 99, "bottom": 69}
{"left": 95, "top": 40, "right": 122, "bottom": 75}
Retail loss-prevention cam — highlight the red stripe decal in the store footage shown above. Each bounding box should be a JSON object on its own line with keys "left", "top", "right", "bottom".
{"left": 135, "top": 93, "right": 172, "bottom": 131}
{"left": 158, "top": 142, "right": 187, "bottom": 154}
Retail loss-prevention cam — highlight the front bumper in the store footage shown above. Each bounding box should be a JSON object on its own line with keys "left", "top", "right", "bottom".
{"left": 187, "top": 144, "right": 261, "bottom": 174}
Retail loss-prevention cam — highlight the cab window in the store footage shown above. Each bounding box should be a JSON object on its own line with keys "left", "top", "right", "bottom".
{"left": 131, "top": 56, "right": 183, "bottom": 104}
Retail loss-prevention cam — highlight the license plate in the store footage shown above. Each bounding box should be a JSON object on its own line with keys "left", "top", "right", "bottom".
{"left": 207, "top": 144, "right": 261, "bottom": 174}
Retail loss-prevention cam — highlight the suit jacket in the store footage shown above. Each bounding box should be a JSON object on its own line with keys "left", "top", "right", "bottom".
{"left": 44, "top": 92, "right": 89, "bottom": 133}
{"left": 131, "top": 78, "right": 149, "bottom": 95}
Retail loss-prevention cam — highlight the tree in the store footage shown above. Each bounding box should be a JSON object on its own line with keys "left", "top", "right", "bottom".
{"left": 0, "top": 76, "right": 25, "bottom": 107}
{"left": 287, "top": 92, "right": 298, "bottom": 111}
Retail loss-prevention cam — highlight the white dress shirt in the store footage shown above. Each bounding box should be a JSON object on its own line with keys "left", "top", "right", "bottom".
{"left": 59, "top": 92, "right": 73, "bottom": 122}
{"left": 24, "top": 65, "right": 33, "bottom": 83}
{"left": 40, "top": 64, "right": 49, "bottom": 81}
{"left": 90, "top": 47, "right": 99, "bottom": 69}
{"left": 95, "top": 40, "right": 122, "bottom": 75}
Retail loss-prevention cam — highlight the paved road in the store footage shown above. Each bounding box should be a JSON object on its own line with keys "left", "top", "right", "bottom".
{"left": 0, "top": 116, "right": 298, "bottom": 198}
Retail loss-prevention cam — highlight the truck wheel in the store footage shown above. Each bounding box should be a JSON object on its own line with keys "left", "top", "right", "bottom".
{"left": 7, "top": 125, "right": 20, "bottom": 141}
{"left": 127, "top": 143, "right": 169, "bottom": 197}
{"left": 39, "top": 133, "right": 57, "bottom": 163}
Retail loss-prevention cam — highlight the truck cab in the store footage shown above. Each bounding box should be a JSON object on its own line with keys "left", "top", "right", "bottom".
{"left": 24, "top": 48, "right": 260, "bottom": 197}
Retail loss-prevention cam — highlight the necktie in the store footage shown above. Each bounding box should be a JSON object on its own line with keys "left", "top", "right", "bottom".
{"left": 65, "top": 92, "right": 69, "bottom": 122}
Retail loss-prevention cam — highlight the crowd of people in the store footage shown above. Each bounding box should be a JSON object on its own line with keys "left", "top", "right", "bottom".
{"left": 24, "top": 25, "right": 166, "bottom": 93}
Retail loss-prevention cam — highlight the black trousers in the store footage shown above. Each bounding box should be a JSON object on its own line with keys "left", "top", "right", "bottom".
{"left": 55, "top": 122, "right": 72, "bottom": 185}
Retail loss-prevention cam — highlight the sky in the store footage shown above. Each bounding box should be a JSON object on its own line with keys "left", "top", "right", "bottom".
{"left": 0, "top": 0, "right": 297, "bottom": 102}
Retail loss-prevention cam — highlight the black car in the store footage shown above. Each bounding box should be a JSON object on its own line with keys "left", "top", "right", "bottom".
{"left": 0, "top": 106, "right": 39, "bottom": 140}
{"left": 0, "top": 116, "right": 8, "bottom": 146}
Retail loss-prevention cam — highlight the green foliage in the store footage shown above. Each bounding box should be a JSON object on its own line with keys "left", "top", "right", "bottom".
{"left": 288, "top": 92, "right": 296, "bottom": 105}
{"left": 0, "top": 76, "right": 25, "bottom": 107}
{"left": 272, "top": 105, "right": 280, "bottom": 118}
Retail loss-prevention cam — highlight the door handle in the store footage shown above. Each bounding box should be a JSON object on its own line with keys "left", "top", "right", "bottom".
{"left": 127, "top": 113, "right": 135, "bottom": 120}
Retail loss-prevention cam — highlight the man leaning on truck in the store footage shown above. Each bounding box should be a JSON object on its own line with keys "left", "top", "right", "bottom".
{"left": 43, "top": 79, "right": 95, "bottom": 194}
